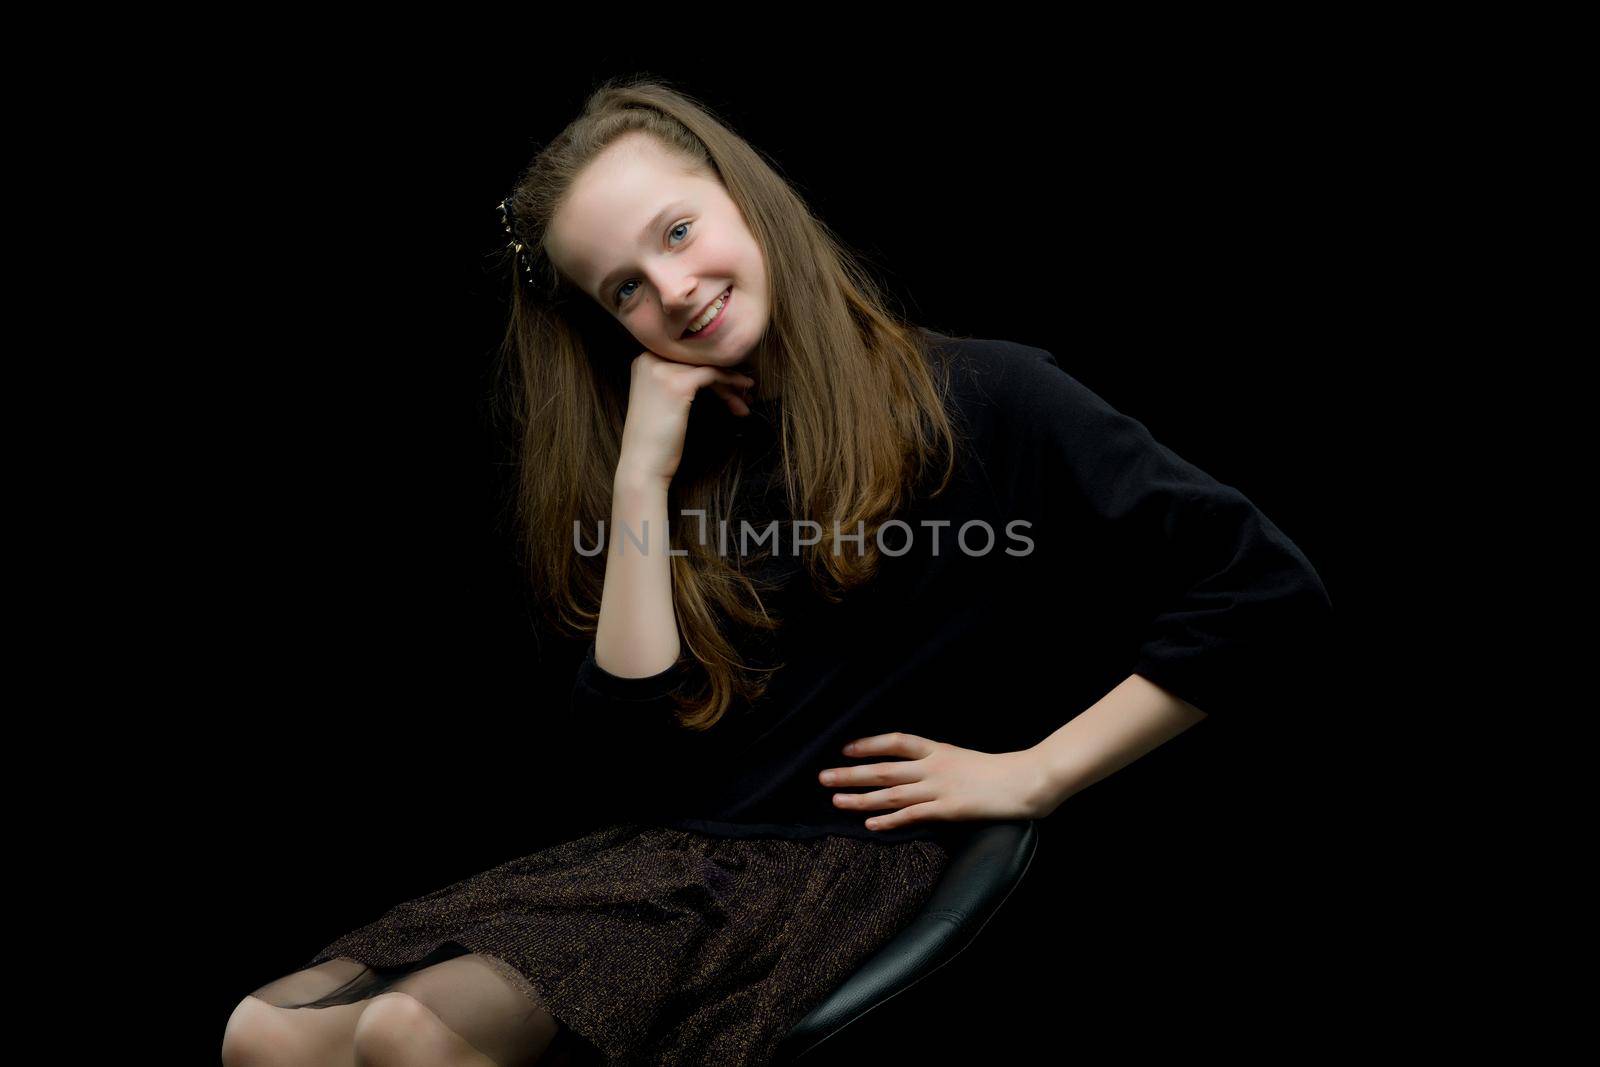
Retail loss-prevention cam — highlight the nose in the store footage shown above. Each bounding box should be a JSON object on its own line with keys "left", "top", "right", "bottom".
{"left": 657, "top": 274, "right": 704, "bottom": 334}
{"left": 642, "top": 259, "right": 696, "bottom": 308}
{"left": 665, "top": 275, "right": 700, "bottom": 314}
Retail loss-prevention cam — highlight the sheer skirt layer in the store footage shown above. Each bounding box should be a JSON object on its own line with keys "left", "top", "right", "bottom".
{"left": 273, "top": 821, "right": 950, "bottom": 1066}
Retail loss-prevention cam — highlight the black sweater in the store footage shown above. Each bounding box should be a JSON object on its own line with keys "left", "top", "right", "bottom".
{"left": 569, "top": 330, "right": 1332, "bottom": 846}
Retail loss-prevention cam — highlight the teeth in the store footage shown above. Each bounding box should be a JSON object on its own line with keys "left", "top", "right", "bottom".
{"left": 687, "top": 288, "right": 731, "bottom": 334}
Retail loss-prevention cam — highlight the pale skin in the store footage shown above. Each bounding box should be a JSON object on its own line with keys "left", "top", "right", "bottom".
{"left": 818, "top": 673, "right": 1210, "bottom": 832}
{"left": 221, "top": 956, "right": 582, "bottom": 1067}
{"left": 221, "top": 135, "right": 1212, "bottom": 1065}
{"left": 543, "top": 132, "right": 769, "bottom": 678}
{"left": 543, "top": 134, "right": 1215, "bottom": 825}
{"left": 597, "top": 354, "right": 754, "bottom": 678}
{"left": 219, "top": 679, "right": 1210, "bottom": 1063}
{"left": 220, "top": 137, "right": 769, "bottom": 1067}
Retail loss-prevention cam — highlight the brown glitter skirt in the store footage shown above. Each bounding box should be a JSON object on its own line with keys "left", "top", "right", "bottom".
{"left": 298, "top": 821, "right": 951, "bottom": 1066}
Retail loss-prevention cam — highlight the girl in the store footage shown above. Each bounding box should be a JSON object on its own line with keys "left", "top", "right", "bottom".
{"left": 222, "top": 77, "right": 1331, "bottom": 1066}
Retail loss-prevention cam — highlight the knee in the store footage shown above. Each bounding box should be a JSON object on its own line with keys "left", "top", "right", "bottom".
{"left": 220, "top": 995, "right": 300, "bottom": 1067}
{"left": 352, "top": 991, "right": 448, "bottom": 1065}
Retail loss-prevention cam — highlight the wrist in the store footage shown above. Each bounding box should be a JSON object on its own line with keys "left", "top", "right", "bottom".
{"left": 613, "top": 465, "right": 670, "bottom": 499}
{"left": 1026, "top": 737, "right": 1087, "bottom": 817}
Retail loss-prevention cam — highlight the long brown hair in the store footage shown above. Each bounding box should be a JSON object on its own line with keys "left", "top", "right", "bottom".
{"left": 489, "top": 75, "right": 965, "bottom": 732}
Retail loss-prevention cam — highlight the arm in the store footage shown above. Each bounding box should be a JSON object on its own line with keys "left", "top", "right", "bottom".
{"left": 566, "top": 470, "right": 697, "bottom": 822}
{"left": 1015, "top": 347, "right": 1330, "bottom": 798}
{"left": 1017, "top": 344, "right": 1333, "bottom": 721}
{"left": 814, "top": 347, "right": 1333, "bottom": 832}
{"left": 594, "top": 468, "right": 681, "bottom": 678}
{"left": 570, "top": 466, "right": 693, "bottom": 725}
{"left": 820, "top": 674, "right": 1208, "bottom": 830}
{"left": 1027, "top": 672, "right": 1207, "bottom": 816}
{"left": 584, "top": 350, "right": 753, "bottom": 682}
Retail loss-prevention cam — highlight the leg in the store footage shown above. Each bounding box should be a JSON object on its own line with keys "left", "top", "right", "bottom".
{"left": 352, "top": 992, "right": 500, "bottom": 1066}
{"left": 249, "top": 957, "right": 379, "bottom": 1007}
{"left": 352, "top": 953, "right": 560, "bottom": 1067}
{"left": 223, "top": 958, "right": 376, "bottom": 1067}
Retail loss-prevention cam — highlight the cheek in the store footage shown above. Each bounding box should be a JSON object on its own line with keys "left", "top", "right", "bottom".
{"left": 709, "top": 229, "right": 751, "bottom": 268}
{"left": 743, "top": 243, "right": 768, "bottom": 290}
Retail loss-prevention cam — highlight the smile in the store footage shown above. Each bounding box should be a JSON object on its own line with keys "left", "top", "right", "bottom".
{"left": 681, "top": 286, "right": 732, "bottom": 340}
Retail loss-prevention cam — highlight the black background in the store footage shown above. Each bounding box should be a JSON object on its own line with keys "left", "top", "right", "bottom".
{"left": 159, "top": 57, "right": 1355, "bottom": 1062}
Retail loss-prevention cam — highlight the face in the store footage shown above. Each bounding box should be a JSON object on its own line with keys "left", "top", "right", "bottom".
{"left": 544, "top": 134, "right": 771, "bottom": 369}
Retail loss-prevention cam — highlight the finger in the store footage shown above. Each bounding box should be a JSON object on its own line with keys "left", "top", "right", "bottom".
{"left": 832, "top": 783, "right": 934, "bottom": 811}
{"left": 687, "top": 372, "right": 755, "bottom": 412}
{"left": 710, "top": 383, "right": 751, "bottom": 416}
{"left": 864, "top": 799, "right": 946, "bottom": 831}
{"left": 688, "top": 365, "right": 756, "bottom": 389}
{"left": 845, "top": 733, "right": 934, "bottom": 758}
{"left": 820, "top": 761, "right": 919, "bottom": 788}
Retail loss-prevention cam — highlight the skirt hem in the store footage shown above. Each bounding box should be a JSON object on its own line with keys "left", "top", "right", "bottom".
{"left": 298, "top": 821, "right": 951, "bottom": 1064}
{"left": 309, "top": 939, "right": 613, "bottom": 1062}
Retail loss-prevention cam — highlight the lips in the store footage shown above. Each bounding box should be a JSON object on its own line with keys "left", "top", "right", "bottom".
{"left": 681, "top": 286, "right": 732, "bottom": 339}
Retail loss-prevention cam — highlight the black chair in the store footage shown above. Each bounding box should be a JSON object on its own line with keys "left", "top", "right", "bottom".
{"left": 772, "top": 819, "right": 1038, "bottom": 1064}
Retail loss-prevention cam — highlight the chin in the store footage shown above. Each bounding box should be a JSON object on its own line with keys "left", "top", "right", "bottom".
{"left": 674, "top": 334, "right": 745, "bottom": 362}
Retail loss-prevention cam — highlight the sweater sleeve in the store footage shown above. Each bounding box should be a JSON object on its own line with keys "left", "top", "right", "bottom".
{"left": 567, "top": 639, "right": 715, "bottom": 822}
{"left": 993, "top": 343, "right": 1333, "bottom": 720}
{"left": 570, "top": 639, "right": 694, "bottom": 727}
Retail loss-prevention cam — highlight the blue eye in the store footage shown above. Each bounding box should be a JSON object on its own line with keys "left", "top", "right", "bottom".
{"left": 614, "top": 221, "right": 693, "bottom": 307}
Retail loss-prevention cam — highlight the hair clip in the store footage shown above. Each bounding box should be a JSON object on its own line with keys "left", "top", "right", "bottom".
{"left": 497, "top": 196, "right": 535, "bottom": 282}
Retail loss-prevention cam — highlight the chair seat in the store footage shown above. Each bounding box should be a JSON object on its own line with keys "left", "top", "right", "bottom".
{"left": 773, "top": 820, "right": 1038, "bottom": 1064}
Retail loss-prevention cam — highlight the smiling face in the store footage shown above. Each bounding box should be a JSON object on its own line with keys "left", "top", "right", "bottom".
{"left": 544, "top": 134, "right": 771, "bottom": 369}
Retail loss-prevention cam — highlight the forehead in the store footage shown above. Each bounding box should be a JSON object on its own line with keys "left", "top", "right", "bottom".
{"left": 547, "top": 139, "right": 715, "bottom": 288}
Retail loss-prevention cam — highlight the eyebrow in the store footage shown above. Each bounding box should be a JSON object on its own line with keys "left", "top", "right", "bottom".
{"left": 592, "top": 200, "right": 692, "bottom": 302}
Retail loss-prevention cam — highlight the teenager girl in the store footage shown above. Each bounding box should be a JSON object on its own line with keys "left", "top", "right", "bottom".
{"left": 221, "top": 77, "right": 1332, "bottom": 1067}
